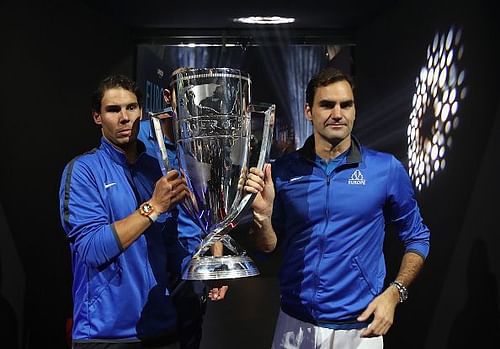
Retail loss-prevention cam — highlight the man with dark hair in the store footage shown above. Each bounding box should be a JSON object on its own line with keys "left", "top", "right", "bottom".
{"left": 138, "top": 71, "right": 227, "bottom": 349}
{"left": 245, "top": 67, "right": 430, "bottom": 348}
{"left": 59, "top": 74, "right": 224, "bottom": 349}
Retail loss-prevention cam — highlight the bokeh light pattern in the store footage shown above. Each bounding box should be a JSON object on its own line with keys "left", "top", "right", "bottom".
{"left": 407, "top": 27, "right": 467, "bottom": 191}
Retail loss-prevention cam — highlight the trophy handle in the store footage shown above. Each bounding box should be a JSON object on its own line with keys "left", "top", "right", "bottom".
{"left": 234, "top": 102, "right": 276, "bottom": 213}
{"left": 150, "top": 112, "right": 201, "bottom": 224}
{"left": 249, "top": 103, "right": 276, "bottom": 170}
{"left": 149, "top": 113, "right": 171, "bottom": 175}
{"left": 193, "top": 103, "right": 275, "bottom": 256}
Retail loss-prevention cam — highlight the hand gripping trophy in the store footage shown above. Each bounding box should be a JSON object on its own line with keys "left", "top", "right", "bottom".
{"left": 150, "top": 68, "right": 275, "bottom": 280}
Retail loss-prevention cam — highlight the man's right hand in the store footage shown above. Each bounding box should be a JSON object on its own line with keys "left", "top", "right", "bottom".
{"left": 245, "top": 163, "right": 275, "bottom": 219}
{"left": 150, "top": 170, "right": 190, "bottom": 213}
{"left": 245, "top": 164, "right": 277, "bottom": 252}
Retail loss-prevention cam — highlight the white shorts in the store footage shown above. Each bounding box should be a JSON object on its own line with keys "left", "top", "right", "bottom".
{"left": 271, "top": 310, "right": 383, "bottom": 349}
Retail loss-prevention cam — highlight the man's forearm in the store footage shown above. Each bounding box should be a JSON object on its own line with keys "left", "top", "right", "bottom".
{"left": 393, "top": 251, "right": 425, "bottom": 287}
{"left": 249, "top": 212, "right": 277, "bottom": 252}
{"left": 113, "top": 210, "right": 153, "bottom": 249}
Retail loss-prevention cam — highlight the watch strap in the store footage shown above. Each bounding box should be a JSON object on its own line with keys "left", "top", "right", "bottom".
{"left": 146, "top": 211, "right": 159, "bottom": 223}
{"left": 390, "top": 280, "right": 408, "bottom": 303}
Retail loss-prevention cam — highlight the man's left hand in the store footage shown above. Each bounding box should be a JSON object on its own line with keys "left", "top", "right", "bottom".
{"left": 357, "top": 285, "right": 400, "bottom": 337}
{"left": 208, "top": 284, "right": 228, "bottom": 301}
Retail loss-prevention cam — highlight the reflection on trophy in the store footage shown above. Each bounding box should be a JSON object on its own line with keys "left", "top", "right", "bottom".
{"left": 154, "top": 67, "right": 275, "bottom": 280}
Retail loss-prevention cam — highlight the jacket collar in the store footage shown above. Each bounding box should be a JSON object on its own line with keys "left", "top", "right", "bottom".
{"left": 100, "top": 136, "right": 146, "bottom": 166}
{"left": 298, "top": 134, "right": 362, "bottom": 164}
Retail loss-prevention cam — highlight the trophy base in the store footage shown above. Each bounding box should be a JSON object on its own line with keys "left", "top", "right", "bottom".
{"left": 183, "top": 255, "right": 260, "bottom": 280}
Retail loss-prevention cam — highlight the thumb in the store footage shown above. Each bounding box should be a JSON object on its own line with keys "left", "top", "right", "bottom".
{"left": 357, "top": 303, "right": 375, "bottom": 321}
{"left": 166, "top": 169, "right": 179, "bottom": 180}
{"left": 264, "top": 163, "right": 273, "bottom": 182}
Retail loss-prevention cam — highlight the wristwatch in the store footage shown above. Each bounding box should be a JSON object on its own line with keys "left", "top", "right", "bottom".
{"left": 390, "top": 281, "right": 408, "bottom": 303}
{"left": 139, "top": 202, "right": 159, "bottom": 223}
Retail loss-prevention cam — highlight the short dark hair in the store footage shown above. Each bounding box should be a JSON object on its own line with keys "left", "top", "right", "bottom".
{"left": 91, "top": 75, "right": 142, "bottom": 113}
{"left": 305, "top": 67, "right": 354, "bottom": 106}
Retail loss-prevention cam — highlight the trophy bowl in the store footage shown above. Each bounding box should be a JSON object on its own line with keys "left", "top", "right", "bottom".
{"left": 168, "top": 67, "right": 275, "bottom": 280}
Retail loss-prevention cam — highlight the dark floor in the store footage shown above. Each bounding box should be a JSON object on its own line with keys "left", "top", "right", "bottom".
{"left": 196, "top": 211, "right": 283, "bottom": 348}
{"left": 200, "top": 276, "right": 280, "bottom": 349}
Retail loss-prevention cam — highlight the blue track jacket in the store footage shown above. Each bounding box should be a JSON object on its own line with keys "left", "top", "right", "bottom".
{"left": 59, "top": 136, "right": 199, "bottom": 342}
{"left": 272, "top": 135, "right": 430, "bottom": 329}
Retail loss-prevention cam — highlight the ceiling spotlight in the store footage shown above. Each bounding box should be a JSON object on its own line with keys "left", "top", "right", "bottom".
{"left": 233, "top": 16, "right": 295, "bottom": 25}
{"left": 176, "top": 43, "right": 239, "bottom": 47}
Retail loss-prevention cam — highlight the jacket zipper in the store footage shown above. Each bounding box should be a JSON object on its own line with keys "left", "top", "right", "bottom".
{"left": 312, "top": 168, "right": 332, "bottom": 318}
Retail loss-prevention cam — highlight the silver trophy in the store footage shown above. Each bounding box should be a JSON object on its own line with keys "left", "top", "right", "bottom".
{"left": 153, "top": 67, "right": 275, "bottom": 280}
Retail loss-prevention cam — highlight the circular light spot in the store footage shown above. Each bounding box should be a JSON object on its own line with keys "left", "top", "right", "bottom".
{"left": 440, "top": 53, "right": 446, "bottom": 69}
{"left": 434, "top": 160, "right": 440, "bottom": 171}
{"left": 440, "top": 159, "right": 446, "bottom": 170}
{"left": 433, "top": 34, "right": 439, "bottom": 52}
{"left": 441, "top": 103, "right": 450, "bottom": 122}
{"left": 416, "top": 95, "right": 422, "bottom": 109}
{"left": 445, "top": 121, "right": 451, "bottom": 134}
{"left": 442, "top": 89, "right": 449, "bottom": 102}
{"left": 431, "top": 144, "right": 438, "bottom": 160}
{"left": 458, "top": 70, "right": 465, "bottom": 86}
{"left": 427, "top": 68, "right": 434, "bottom": 85}
{"left": 434, "top": 101, "right": 442, "bottom": 116}
{"left": 432, "top": 85, "right": 438, "bottom": 97}
{"left": 419, "top": 161, "right": 425, "bottom": 175}
{"left": 439, "top": 68, "right": 448, "bottom": 88}
{"left": 446, "top": 28, "right": 454, "bottom": 50}
{"left": 446, "top": 49, "right": 454, "bottom": 66}
{"left": 420, "top": 67, "right": 428, "bottom": 81}
{"left": 455, "top": 28, "right": 462, "bottom": 45}
{"left": 449, "top": 64, "right": 457, "bottom": 86}
{"left": 434, "top": 53, "right": 440, "bottom": 68}
{"left": 449, "top": 88, "right": 457, "bottom": 103}
{"left": 460, "top": 87, "right": 468, "bottom": 99}
{"left": 438, "top": 134, "right": 445, "bottom": 146}
{"left": 420, "top": 83, "right": 427, "bottom": 95}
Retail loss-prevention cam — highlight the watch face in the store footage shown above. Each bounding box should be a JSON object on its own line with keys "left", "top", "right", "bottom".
{"left": 141, "top": 203, "right": 153, "bottom": 215}
{"left": 401, "top": 290, "right": 408, "bottom": 300}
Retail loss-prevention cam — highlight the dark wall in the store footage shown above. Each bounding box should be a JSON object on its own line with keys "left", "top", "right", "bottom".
{"left": 0, "top": 1, "right": 134, "bottom": 347}
{"left": 354, "top": 0, "right": 500, "bottom": 348}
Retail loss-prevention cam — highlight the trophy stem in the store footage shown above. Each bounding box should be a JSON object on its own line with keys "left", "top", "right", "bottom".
{"left": 184, "top": 227, "right": 260, "bottom": 280}
{"left": 191, "top": 224, "right": 243, "bottom": 259}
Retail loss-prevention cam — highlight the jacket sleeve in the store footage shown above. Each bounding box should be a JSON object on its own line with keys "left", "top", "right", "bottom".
{"left": 169, "top": 204, "right": 203, "bottom": 274}
{"left": 59, "top": 158, "right": 123, "bottom": 268}
{"left": 386, "top": 156, "right": 430, "bottom": 259}
{"left": 271, "top": 169, "right": 286, "bottom": 242}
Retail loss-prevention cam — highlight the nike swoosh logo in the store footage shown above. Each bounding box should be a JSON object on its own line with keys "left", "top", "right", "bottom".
{"left": 104, "top": 182, "right": 117, "bottom": 189}
{"left": 290, "top": 176, "right": 303, "bottom": 182}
